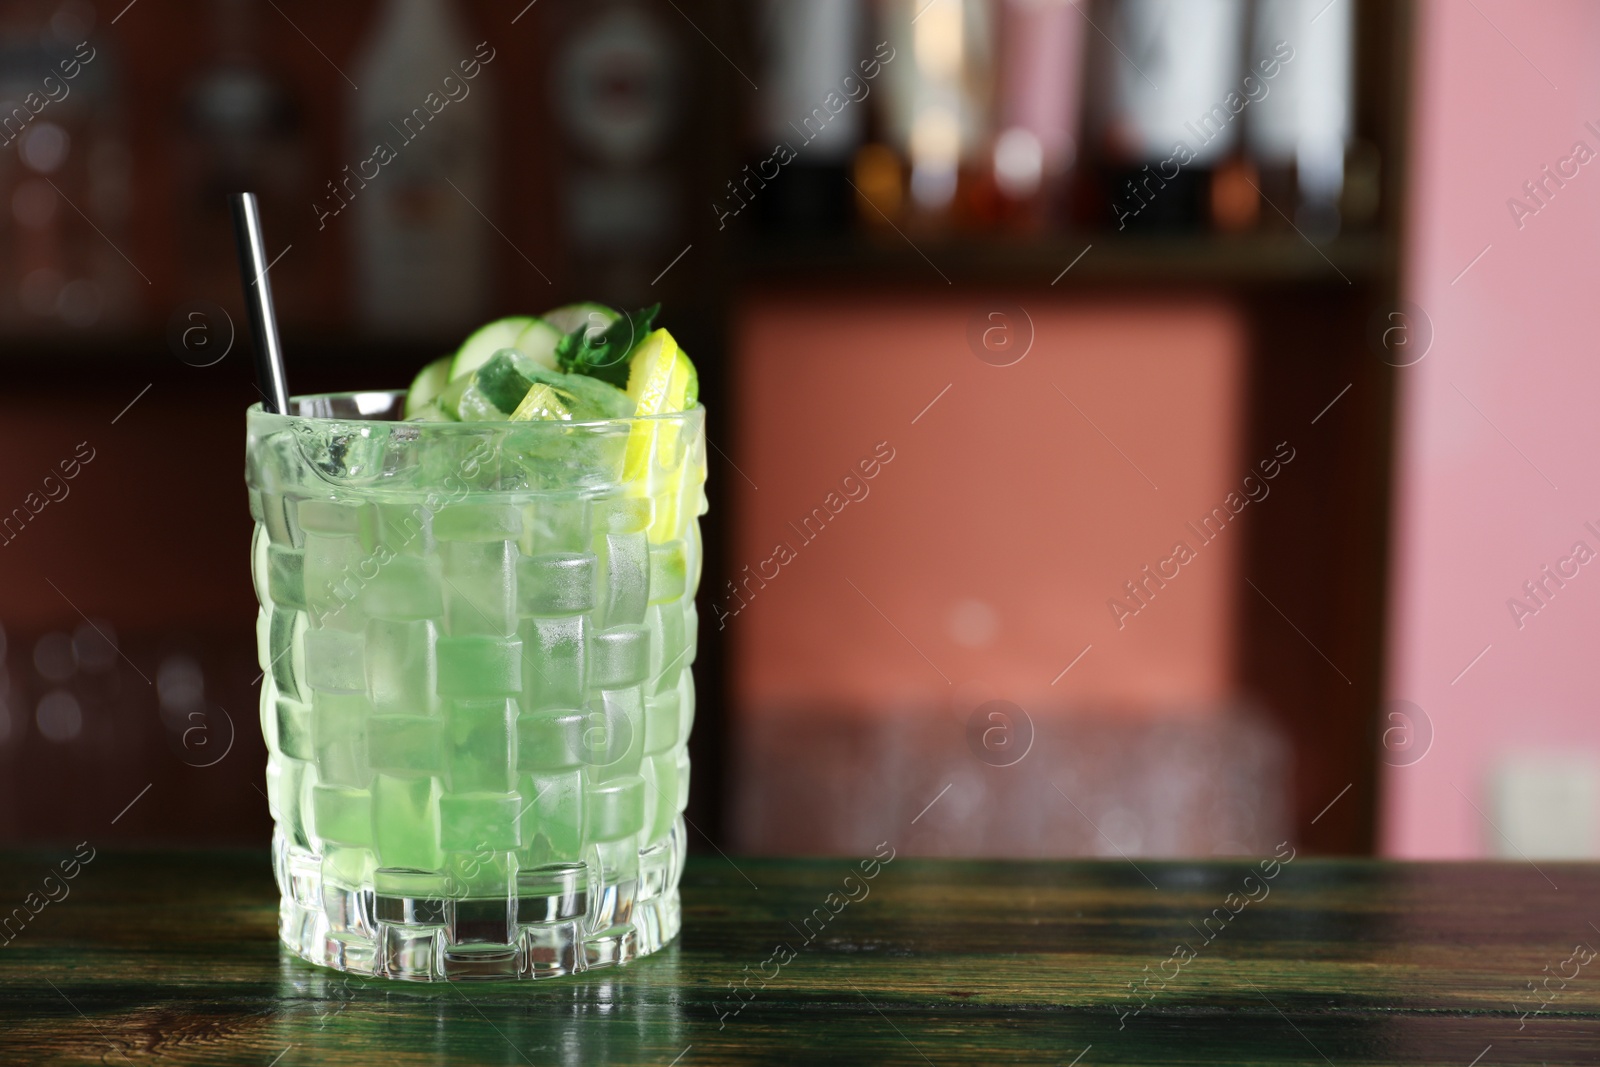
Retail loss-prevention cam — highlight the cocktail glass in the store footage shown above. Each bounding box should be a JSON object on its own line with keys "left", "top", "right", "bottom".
{"left": 246, "top": 391, "right": 706, "bottom": 980}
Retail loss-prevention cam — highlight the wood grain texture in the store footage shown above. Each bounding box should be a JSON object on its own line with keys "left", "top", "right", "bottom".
{"left": 3, "top": 852, "right": 1599, "bottom": 1065}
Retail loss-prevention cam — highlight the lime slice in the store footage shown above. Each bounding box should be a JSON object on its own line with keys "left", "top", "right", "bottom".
{"left": 449, "top": 316, "right": 536, "bottom": 381}
{"left": 514, "top": 320, "right": 562, "bottom": 370}
{"left": 405, "top": 355, "right": 452, "bottom": 417}
{"left": 509, "top": 383, "right": 573, "bottom": 421}
{"left": 622, "top": 329, "right": 699, "bottom": 532}
{"left": 625, "top": 329, "right": 695, "bottom": 416}
{"left": 542, "top": 302, "right": 618, "bottom": 336}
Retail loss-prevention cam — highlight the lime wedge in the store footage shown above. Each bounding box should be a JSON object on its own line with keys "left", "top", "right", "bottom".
{"left": 625, "top": 329, "right": 695, "bottom": 416}
{"left": 405, "top": 356, "right": 452, "bottom": 417}
{"left": 622, "top": 329, "right": 699, "bottom": 535}
{"left": 450, "top": 316, "right": 536, "bottom": 381}
{"left": 509, "top": 383, "right": 573, "bottom": 421}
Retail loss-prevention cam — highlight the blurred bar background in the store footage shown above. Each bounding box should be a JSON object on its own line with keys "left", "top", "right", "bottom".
{"left": 0, "top": 0, "right": 1592, "bottom": 862}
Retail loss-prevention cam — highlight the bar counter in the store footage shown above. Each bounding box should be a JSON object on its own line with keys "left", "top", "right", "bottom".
{"left": 3, "top": 851, "right": 1597, "bottom": 1064}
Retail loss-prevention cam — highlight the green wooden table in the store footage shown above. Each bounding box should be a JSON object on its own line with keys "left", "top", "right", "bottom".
{"left": 3, "top": 850, "right": 1598, "bottom": 1065}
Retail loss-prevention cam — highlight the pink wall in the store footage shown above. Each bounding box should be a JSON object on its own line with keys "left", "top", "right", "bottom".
{"left": 732, "top": 295, "right": 1245, "bottom": 719}
{"left": 1384, "top": 0, "right": 1600, "bottom": 855}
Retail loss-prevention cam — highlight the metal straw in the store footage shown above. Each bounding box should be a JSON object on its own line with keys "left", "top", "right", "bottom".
{"left": 230, "top": 192, "right": 291, "bottom": 415}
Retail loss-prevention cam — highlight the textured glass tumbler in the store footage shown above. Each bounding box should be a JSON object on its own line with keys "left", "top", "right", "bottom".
{"left": 246, "top": 392, "right": 706, "bottom": 980}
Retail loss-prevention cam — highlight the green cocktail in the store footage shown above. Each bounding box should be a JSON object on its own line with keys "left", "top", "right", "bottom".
{"left": 247, "top": 306, "right": 706, "bottom": 980}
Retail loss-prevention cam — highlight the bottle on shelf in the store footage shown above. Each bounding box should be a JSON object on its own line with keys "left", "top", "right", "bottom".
{"left": 872, "top": 0, "right": 995, "bottom": 230}
{"left": 550, "top": 0, "right": 684, "bottom": 302}
{"left": 1086, "top": 0, "right": 1246, "bottom": 232}
{"left": 1245, "top": 0, "right": 1355, "bottom": 239}
{"left": 180, "top": 0, "right": 308, "bottom": 322}
{"left": 0, "top": 0, "right": 132, "bottom": 333}
{"left": 981, "top": 0, "right": 1086, "bottom": 231}
{"left": 349, "top": 0, "right": 493, "bottom": 335}
{"left": 751, "top": 0, "right": 867, "bottom": 236}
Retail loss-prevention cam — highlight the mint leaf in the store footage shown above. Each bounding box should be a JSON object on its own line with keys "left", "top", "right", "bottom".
{"left": 555, "top": 303, "right": 659, "bottom": 388}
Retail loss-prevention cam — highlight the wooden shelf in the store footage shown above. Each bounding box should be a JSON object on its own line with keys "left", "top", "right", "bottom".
{"left": 741, "top": 231, "right": 1395, "bottom": 289}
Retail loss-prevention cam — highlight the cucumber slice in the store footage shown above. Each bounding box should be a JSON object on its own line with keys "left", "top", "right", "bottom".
{"left": 436, "top": 374, "right": 472, "bottom": 420}
{"left": 408, "top": 400, "right": 452, "bottom": 422}
{"left": 514, "top": 319, "right": 562, "bottom": 370}
{"left": 449, "top": 316, "right": 536, "bottom": 381}
{"left": 542, "top": 302, "right": 618, "bottom": 336}
{"left": 405, "top": 356, "right": 453, "bottom": 417}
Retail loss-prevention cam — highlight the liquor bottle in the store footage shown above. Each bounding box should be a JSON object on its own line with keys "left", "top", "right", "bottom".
{"left": 550, "top": 1, "right": 683, "bottom": 302}
{"left": 349, "top": 0, "right": 492, "bottom": 335}
{"left": 180, "top": 0, "right": 307, "bottom": 320}
{"left": 750, "top": 0, "right": 865, "bottom": 235}
{"left": 875, "top": 0, "right": 995, "bottom": 224}
{"left": 989, "top": 0, "right": 1086, "bottom": 228}
{"left": 1246, "top": 0, "right": 1354, "bottom": 239}
{"left": 0, "top": 3, "right": 132, "bottom": 332}
{"left": 1088, "top": 0, "right": 1246, "bottom": 232}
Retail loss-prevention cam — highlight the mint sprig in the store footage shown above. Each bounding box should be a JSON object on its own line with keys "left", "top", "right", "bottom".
{"left": 554, "top": 303, "right": 659, "bottom": 388}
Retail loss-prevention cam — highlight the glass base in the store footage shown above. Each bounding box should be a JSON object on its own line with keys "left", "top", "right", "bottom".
{"left": 272, "top": 826, "right": 683, "bottom": 981}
